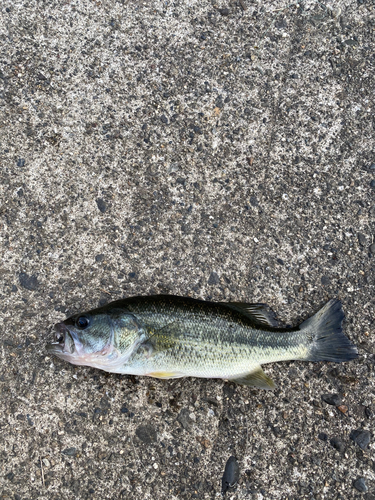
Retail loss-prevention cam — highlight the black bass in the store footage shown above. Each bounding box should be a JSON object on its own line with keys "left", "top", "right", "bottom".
{"left": 47, "top": 296, "right": 358, "bottom": 389}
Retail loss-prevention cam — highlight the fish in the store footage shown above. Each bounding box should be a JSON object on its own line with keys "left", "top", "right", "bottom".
{"left": 46, "top": 295, "right": 358, "bottom": 389}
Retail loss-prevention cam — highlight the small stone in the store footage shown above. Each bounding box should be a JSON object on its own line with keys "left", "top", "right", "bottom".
{"left": 337, "top": 405, "right": 348, "bottom": 414}
{"left": 370, "top": 205, "right": 375, "bottom": 216}
{"left": 358, "top": 233, "right": 367, "bottom": 246}
{"left": 177, "top": 408, "right": 194, "bottom": 431}
{"left": 369, "top": 163, "right": 375, "bottom": 170}
{"left": 222, "top": 456, "right": 240, "bottom": 495}
{"left": 95, "top": 254, "right": 105, "bottom": 262}
{"left": 370, "top": 243, "right": 375, "bottom": 254}
{"left": 321, "top": 275, "right": 330, "bottom": 285}
{"left": 19, "top": 273, "right": 39, "bottom": 291}
{"left": 365, "top": 407, "right": 372, "bottom": 418}
{"left": 17, "top": 158, "right": 25, "bottom": 167}
{"left": 350, "top": 428, "right": 371, "bottom": 450}
{"left": 322, "top": 394, "right": 343, "bottom": 406}
{"left": 277, "top": 258, "right": 284, "bottom": 265}
{"left": 218, "top": 7, "right": 229, "bottom": 16}
{"left": 160, "top": 115, "right": 168, "bottom": 124}
{"left": 5, "top": 472, "right": 14, "bottom": 481}
{"left": 353, "top": 477, "right": 368, "bottom": 493}
{"left": 135, "top": 424, "right": 157, "bottom": 444}
{"left": 62, "top": 447, "right": 78, "bottom": 457}
{"left": 249, "top": 195, "right": 258, "bottom": 206}
{"left": 96, "top": 198, "right": 107, "bottom": 213}
{"left": 330, "top": 437, "right": 345, "bottom": 452}
{"left": 208, "top": 272, "right": 220, "bottom": 285}
{"left": 370, "top": 179, "right": 375, "bottom": 188}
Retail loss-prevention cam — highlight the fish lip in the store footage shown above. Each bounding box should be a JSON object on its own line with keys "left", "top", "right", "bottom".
{"left": 46, "top": 323, "right": 75, "bottom": 354}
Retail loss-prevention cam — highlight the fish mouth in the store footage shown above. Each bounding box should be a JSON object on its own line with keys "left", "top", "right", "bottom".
{"left": 46, "top": 323, "right": 76, "bottom": 355}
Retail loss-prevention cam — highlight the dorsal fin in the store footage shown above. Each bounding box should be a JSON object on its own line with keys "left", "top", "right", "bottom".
{"left": 221, "top": 302, "right": 279, "bottom": 327}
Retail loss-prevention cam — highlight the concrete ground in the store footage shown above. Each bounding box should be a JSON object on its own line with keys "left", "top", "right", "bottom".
{"left": 0, "top": 0, "right": 374, "bottom": 498}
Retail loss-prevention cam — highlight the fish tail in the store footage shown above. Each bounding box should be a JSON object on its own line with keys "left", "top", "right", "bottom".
{"left": 301, "top": 299, "right": 358, "bottom": 362}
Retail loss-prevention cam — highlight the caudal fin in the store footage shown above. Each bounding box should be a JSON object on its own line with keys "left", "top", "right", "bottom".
{"left": 301, "top": 299, "right": 358, "bottom": 362}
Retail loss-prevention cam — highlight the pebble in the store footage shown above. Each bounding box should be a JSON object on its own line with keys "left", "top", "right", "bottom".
{"left": 370, "top": 243, "right": 375, "bottom": 254}
{"left": 353, "top": 477, "right": 368, "bottom": 493}
{"left": 135, "top": 424, "right": 157, "bottom": 444}
{"left": 350, "top": 428, "right": 371, "bottom": 450}
{"left": 370, "top": 180, "right": 375, "bottom": 188}
{"left": 160, "top": 115, "right": 168, "bottom": 124}
{"left": 222, "top": 456, "right": 240, "bottom": 495}
{"left": 322, "top": 394, "right": 343, "bottom": 406}
{"left": 95, "top": 254, "right": 105, "bottom": 262}
{"left": 96, "top": 198, "right": 107, "bottom": 213}
{"left": 218, "top": 8, "right": 229, "bottom": 16}
{"left": 208, "top": 271, "right": 220, "bottom": 285}
{"left": 19, "top": 273, "right": 39, "bottom": 291}
{"left": 321, "top": 275, "right": 330, "bottom": 285}
{"left": 358, "top": 233, "right": 367, "bottom": 246}
{"left": 17, "top": 158, "right": 25, "bottom": 167}
{"left": 330, "top": 437, "right": 345, "bottom": 452}
{"left": 177, "top": 408, "right": 194, "bottom": 432}
{"left": 62, "top": 447, "right": 78, "bottom": 457}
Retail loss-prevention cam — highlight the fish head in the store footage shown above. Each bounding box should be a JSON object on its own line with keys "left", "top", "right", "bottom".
{"left": 47, "top": 307, "right": 143, "bottom": 371}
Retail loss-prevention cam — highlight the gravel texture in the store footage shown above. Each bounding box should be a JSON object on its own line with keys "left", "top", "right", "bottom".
{"left": 0, "top": 0, "right": 374, "bottom": 499}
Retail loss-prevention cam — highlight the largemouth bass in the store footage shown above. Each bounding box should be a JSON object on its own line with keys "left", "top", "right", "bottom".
{"left": 47, "top": 295, "right": 358, "bottom": 389}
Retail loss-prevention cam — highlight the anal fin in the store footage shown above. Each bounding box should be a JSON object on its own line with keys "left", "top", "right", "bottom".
{"left": 230, "top": 366, "right": 275, "bottom": 390}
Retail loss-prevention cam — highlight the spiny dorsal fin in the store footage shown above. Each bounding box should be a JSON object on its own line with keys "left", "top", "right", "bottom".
{"left": 222, "top": 302, "right": 279, "bottom": 327}
{"left": 230, "top": 366, "right": 275, "bottom": 390}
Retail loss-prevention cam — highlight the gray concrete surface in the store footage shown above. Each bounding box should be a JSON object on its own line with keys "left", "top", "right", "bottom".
{"left": 0, "top": 0, "right": 374, "bottom": 498}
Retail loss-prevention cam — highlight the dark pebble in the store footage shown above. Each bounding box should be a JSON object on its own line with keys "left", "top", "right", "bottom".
{"left": 219, "top": 7, "right": 229, "bottom": 16}
{"left": 370, "top": 243, "right": 375, "bottom": 254}
{"left": 62, "top": 447, "right": 78, "bottom": 457}
{"left": 365, "top": 407, "right": 372, "bottom": 418}
{"left": 321, "top": 275, "right": 330, "bottom": 285}
{"left": 120, "top": 405, "right": 128, "bottom": 414}
{"left": 370, "top": 205, "right": 375, "bottom": 216}
{"left": 330, "top": 437, "right": 345, "bottom": 452}
{"left": 208, "top": 271, "right": 220, "bottom": 285}
{"left": 95, "top": 254, "right": 105, "bottom": 262}
{"left": 19, "top": 272, "right": 39, "bottom": 291}
{"left": 128, "top": 272, "right": 136, "bottom": 279}
{"left": 350, "top": 428, "right": 371, "bottom": 450}
{"left": 222, "top": 456, "right": 240, "bottom": 495}
{"left": 353, "top": 477, "right": 368, "bottom": 493}
{"left": 370, "top": 180, "right": 375, "bottom": 188}
{"left": 96, "top": 198, "right": 107, "bottom": 213}
{"left": 369, "top": 163, "right": 375, "bottom": 170}
{"left": 277, "top": 258, "right": 284, "bottom": 265}
{"left": 17, "top": 158, "right": 25, "bottom": 167}
{"left": 322, "top": 393, "right": 343, "bottom": 406}
{"left": 160, "top": 115, "right": 168, "bottom": 124}
{"left": 11, "top": 285, "right": 18, "bottom": 292}
{"left": 177, "top": 408, "right": 194, "bottom": 431}
{"left": 358, "top": 233, "right": 367, "bottom": 246}
{"left": 249, "top": 195, "right": 258, "bottom": 206}
{"left": 5, "top": 472, "right": 14, "bottom": 481}
{"left": 135, "top": 424, "right": 157, "bottom": 444}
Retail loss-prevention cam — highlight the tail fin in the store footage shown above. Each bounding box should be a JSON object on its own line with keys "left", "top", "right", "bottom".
{"left": 301, "top": 299, "right": 358, "bottom": 362}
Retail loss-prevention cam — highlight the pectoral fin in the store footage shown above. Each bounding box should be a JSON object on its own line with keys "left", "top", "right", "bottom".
{"left": 230, "top": 367, "right": 275, "bottom": 390}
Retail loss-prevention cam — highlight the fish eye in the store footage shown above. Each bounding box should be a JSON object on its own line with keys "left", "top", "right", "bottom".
{"left": 76, "top": 315, "right": 90, "bottom": 329}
